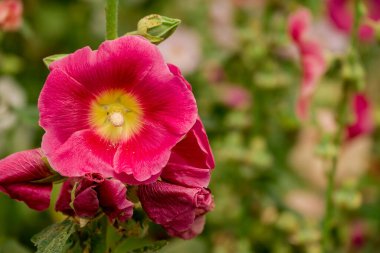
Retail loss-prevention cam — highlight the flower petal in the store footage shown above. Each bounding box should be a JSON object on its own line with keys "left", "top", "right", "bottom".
{"left": 0, "top": 149, "right": 52, "bottom": 211}
{"left": 49, "top": 36, "right": 164, "bottom": 95}
{"left": 55, "top": 179, "right": 75, "bottom": 216}
{"left": 114, "top": 63, "right": 198, "bottom": 184}
{"left": 161, "top": 118, "right": 214, "bottom": 188}
{"left": 73, "top": 186, "right": 99, "bottom": 218}
{"left": 4, "top": 183, "right": 52, "bottom": 211}
{"left": 38, "top": 68, "right": 94, "bottom": 144}
{"left": 138, "top": 181, "right": 214, "bottom": 239}
{"left": 97, "top": 179, "right": 133, "bottom": 222}
{"left": 43, "top": 130, "right": 117, "bottom": 177}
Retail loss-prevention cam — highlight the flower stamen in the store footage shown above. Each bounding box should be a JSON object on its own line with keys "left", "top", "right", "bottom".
{"left": 109, "top": 111, "right": 124, "bottom": 127}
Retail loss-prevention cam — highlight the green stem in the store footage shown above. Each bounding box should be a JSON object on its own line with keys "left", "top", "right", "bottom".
{"left": 321, "top": 84, "right": 350, "bottom": 252}
{"left": 321, "top": 2, "right": 361, "bottom": 251}
{"left": 105, "top": 0, "right": 119, "bottom": 40}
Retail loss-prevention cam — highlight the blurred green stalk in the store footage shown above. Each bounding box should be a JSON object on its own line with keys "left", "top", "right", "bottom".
{"left": 105, "top": 0, "right": 119, "bottom": 40}
{"left": 322, "top": 0, "right": 361, "bottom": 251}
{"left": 321, "top": 84, "right": 350, "bottom": 252}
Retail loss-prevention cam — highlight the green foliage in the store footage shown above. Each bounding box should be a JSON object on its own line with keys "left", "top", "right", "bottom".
{"left": 31, "top": 219, "right": 77, "bottom": 253}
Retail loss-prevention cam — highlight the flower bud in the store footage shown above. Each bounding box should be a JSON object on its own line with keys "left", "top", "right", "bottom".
{"left": 134, "top": 14, "right": 181, "bottom": 44}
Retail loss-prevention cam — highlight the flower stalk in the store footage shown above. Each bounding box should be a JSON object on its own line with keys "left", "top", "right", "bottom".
{"left": 322, "top": 0, "right": 362, "bottom": 251}
{"left": 105, "top": 0, "right": 119, "bottom": 40}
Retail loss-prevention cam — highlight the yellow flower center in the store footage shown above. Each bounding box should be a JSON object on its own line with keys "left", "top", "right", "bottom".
{"left": 89, "top": 89, "right": 143, "bottom": 143}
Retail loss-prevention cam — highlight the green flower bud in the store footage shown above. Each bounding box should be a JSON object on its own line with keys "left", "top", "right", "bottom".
{"left": 132, "top": 14, "right": 181, "bottom": 44}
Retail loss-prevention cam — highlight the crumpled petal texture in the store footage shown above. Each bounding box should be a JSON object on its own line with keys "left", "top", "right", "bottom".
{"left": 138, "top": 181, "right": 214, "bottom": 239}
{"left": 38, "top": 35, "right": 198, "bottom": 184}
{"left": 161, "top": 118, "right": 215, "bottom": 188}
{"left": 0, "top": 149, "right": 53, "bottom": 211}
{"left": 55, "top": 173, "right": 133, "bottom": 222}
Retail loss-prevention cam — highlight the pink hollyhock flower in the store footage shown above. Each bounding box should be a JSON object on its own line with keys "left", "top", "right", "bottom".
{"left": 0, "top": 0, "right": 22, "bottom": 32}
{"left": 327, "top": 0, "right": 380, "bottom": 41}
{"left": 347, "top": 93, "right": 374, "bottom": 140}
{"left": 139, "top": 117, "right": 215, "bottom": 239}
{"left": 38, "top": 36, "right": 197, "bottom": 184}
{"left": 288, "top": 9, "right": 326, "bottom": 120}
{"left": 56, "top": 173, "right": 133, "bottom": 222}
{"left": 0, "top": 149, "right": 53, "bottom": 211}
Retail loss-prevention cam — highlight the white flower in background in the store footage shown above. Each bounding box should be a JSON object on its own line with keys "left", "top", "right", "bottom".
{"left": 0, "top": 76, "right": 25, "bottom": 131}
{"left": 210, "top": 0, "right": 238, "bottom": 51}
{"left": 158, "top": 26, "right": 201, "bottom": 75}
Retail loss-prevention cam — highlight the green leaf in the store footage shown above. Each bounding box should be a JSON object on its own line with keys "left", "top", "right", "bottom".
{"left": 31, "top": 219, "right": 77, "bottom": 253}
{"left": 43, "top": 54, "right": 67, "bottom": 68}
{"left": 127, "top": 240, "right": 168, "bottom": 253}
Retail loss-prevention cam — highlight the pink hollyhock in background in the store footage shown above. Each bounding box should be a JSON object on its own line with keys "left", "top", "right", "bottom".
{"left": 0, "top": 0, "right": 22, "bottom": 32}
{"left": 0, "top": 149, "right": 53, "bottom": 211}
{"left": 56, "top": 173, "right": 133, "bottom": 223}
{"left": 346, "top": 93, "right": 374, "bottom": 140}
{"left": 327, "top": 0, "right": 380, "bottom": 41}
{"left": 139, "top": 118, "right": 215, "bottom": 239}
{"left": 39, "top": 35, "right": 197, "bottom": 185}
{"left": 288, "top": 9, "right": 327, "bottom": 120}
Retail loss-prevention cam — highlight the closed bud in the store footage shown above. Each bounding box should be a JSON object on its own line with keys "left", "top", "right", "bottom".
{"left": 133, "top": 14, "right": 181, "bottom": 44}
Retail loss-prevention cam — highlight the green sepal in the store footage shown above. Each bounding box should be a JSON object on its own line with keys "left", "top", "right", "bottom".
{"left": 43, "top": 54, "right": 68, "bottom": 68}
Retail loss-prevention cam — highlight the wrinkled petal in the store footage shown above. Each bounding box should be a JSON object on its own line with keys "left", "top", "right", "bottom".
{"left": 161, "top": 118, "right": 214, "bottom": 188}
{"left": 73, "top": 186, "right": 99, "bottom": 218}
{"left": 43, "top": 130, "right": 117, "bottom": 177}
{"left": 138, "top": 181, "right": 214, "bottom": 239}
{"left": 98, "top": 179, "right": 133, "bottom": 222}
{"left": 0, "top": 149, "right": 52, "bottom": 211}
{"left": 4, "top": 183, "right": 52, "bottom": 211}
{"left": 167, "top": 215, "right": 206, "bottom": 240}
{"left": 55, "top": 179, "right": 76, "bottom": 216}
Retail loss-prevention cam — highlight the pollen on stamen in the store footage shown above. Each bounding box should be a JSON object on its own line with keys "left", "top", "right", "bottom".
{"left": 109, "top": 112, "right": 125, "bottom": 127}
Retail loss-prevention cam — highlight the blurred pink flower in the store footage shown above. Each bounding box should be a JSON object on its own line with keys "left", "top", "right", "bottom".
{"left": 56, "top": 173, "right": 133, "bottom": 222}
{"left": 284, "top": 189, "right": 324, "bottom": 220}
{"left": 288, "top": 9, "right": 326, "bottom": 120}
{"left": 139, "top": 117, "right": 215, "bottom": 239}
{"left": 215, "top": 84, "right": 251, "bottom": 109}
{"left": 0, "top": 0, "right": 22, "bottom": 32}
{"left": 0, "top": 149, "right": 53, "bottom": 211}
{"left": 210, "top": 0, "right": 238, "bottom": 51}
{"left": 158, "top": 27, "right": 202, "bottom": 75}
{"left": 347, "top": 93, "right": 374, "bottom": 140}
{"left": 350, "top": 221, "right": 367, "bottom": 249}
{"left": 38, "top": 36, "right": 197, "bottom": 185}
{"left": 327, "top": 0, "right": 380, "bottom": 41}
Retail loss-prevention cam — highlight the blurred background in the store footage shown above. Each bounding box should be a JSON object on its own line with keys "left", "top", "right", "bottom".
{"left": 1, "top": 0, "right": 380, "bottom": 252}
